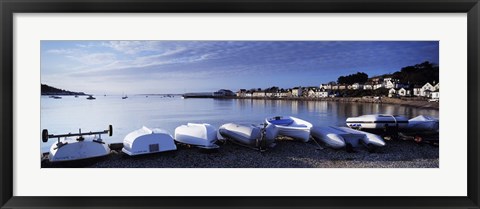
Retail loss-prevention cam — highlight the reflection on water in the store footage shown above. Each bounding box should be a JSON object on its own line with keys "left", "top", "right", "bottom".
{"left": 41, "top": 96, "right": 439, "bottom": 152}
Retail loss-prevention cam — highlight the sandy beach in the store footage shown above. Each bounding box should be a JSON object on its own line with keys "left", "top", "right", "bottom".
{"left": 42, "top": 137, "right": 439, "bottom": 168}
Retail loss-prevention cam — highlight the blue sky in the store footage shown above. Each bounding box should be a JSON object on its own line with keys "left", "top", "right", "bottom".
{"left": 41, "top": 41, "right": 439, "bottom": 94}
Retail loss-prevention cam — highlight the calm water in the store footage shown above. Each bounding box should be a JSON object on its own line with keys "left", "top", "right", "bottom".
{"left": 41, "top": 95, "right": 439, "bottom": 152}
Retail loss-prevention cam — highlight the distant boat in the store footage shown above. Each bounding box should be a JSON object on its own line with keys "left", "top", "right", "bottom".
{"left": 52, "top": 96, "right": 62, "bottom": 99}
{"left": 74, "top": 95, "right": 78, "bottom": 98}
{"left": 265, "top": 116, "right": 313, "bottom": 142}
{"left": 122, "top": 95, "right": 128, "bottom": 99}
{"left": 86, "top": 95, "right": 96, "bottom": 100}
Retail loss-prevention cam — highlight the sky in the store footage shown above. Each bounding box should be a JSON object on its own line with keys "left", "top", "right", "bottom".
{"left": 41, "top": 41, "right": 439, "bottom": 95}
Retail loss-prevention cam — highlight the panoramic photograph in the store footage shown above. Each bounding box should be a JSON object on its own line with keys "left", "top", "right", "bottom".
{"left": 40, "top": 41, "right": 439, "bottom": 168}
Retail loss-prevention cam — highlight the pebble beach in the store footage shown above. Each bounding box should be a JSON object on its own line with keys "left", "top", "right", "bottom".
{"left": 42, "top": 136, "right": 439, "bottom": 168}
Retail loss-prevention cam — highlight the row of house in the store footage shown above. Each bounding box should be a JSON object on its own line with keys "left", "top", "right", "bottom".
{"left": 388, "top": 82, "right": 439, "bottom": 99}
{"left": 236, "top": 87, "right": 337, "bottom": 98}
{"left": 236, "top": 81, "right": 439, "bottom": 100}
{"left": 320, "top": 78, "right": 408, "bottom": 91}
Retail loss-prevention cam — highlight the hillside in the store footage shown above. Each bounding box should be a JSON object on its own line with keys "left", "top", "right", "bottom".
{"left": 41, "top": 84, "right": 87, "bottom": 95}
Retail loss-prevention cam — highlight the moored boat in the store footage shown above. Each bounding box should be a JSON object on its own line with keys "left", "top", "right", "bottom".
{"left": 265, "top": 116, "right": 312, "bottom": 142}
{"left": 86, "top": 95, "right": 96, "bottom": 100}
{"left": 218, "top": 123, "right": 278, "bottom": 150}
{"left": 311, "top": 126, "right": 385, "bottom": 150}
{"left": 346, "top": 114, "right": 409, "bottom": 130}
{"left": 42, "top": 125, "right": 113, "bottom": 162}
{"left": 174, "top": 123, "right": 218, "bottom": 149}
{"left": 122, "top": 126, "right": 177, "bottom": 156}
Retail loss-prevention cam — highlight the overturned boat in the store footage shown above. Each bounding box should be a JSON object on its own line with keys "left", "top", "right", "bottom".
{"left": 311, "top": 126, "right": 385, "bottom": 150}
{"left": 346, "top": 114, "right": 409, "bottom": 130}
{"left": 122, "top": 126, "right": 177, "bottom": 156}
{"left": 174, "top": 123, "right": 219, "bottom": 149}
{"left": 218, "top": 123, "right": 278, "bottom": 150}
{"left": 42, "top": 125, "right": 113, "bottom": 162}
{"left": 407, "top": 115, "right": 439, "bottom": 132}
{"left": 265, "top": 116, "right": 312, "bottom": 142}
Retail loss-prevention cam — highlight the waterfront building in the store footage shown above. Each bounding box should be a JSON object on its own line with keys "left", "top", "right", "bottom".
{"left": 363, "top": 82, "right": 374, "bottom": 90}
{"left": 431, "top": 90, "right": 440, "bottom": 100}
{"left": 292, "top": 87, "right": 303, "bottom": 97}
{"left": 351, "top": 83, "right": 363, "bottom": 90}
{"left": 253, "top": 91, "right": 266, "bottom": 97}
{"left": 236, "top": 89, "right": 247, "bottom": 97}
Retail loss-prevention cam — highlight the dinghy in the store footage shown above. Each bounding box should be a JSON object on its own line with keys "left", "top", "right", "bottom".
{"left": 174, "top": 123, "right": 219, "bottom": 149}
{"left": 218, "top": 123, "right": 278, "bottom": 150}
{"left": 41, "top": 125, "right": 113, "bottom": 162}
{"left": 311, "top": 126, "right": 385, "bottom": 150}
{"left": 265, "top": 116, "right": 312, "bottom": 142}
{"left": 122, "top": 126, "right": 177, "bottom": 156}
{"left": 346, "top": 114, "right": 409, "bottom": 130}
{"left": 407, "top": 115, "right": 439, "bottom": 132}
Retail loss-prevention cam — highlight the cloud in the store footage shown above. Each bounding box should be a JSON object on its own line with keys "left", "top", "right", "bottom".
{"left": 102, "top": 41, "right": 164, "bottom": 55}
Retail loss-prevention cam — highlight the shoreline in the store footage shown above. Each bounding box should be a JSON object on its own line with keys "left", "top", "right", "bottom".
{"left": 41, "top": 138, "right": 439, "bottom": 168}
{"left": 186, "top": 96, "right": 439, "bottom": 110}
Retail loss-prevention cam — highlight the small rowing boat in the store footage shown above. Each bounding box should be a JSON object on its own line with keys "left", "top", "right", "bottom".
{"left": 122, "top": 126, "right": 177, "bottom": 156}
{"left": 346, "top": 114, "right": 409, "bottom": 130}
{"left": 311, "top": 126, "right": 385, "bottom": 150}
{"left": 174, "top": 123, "right": 219, "bottom": 149}
{"left": 218, "top": 123, "right": 278, "bottom": 150}
{"left": 265, "top": 116, "right": 312, "bottom": 142}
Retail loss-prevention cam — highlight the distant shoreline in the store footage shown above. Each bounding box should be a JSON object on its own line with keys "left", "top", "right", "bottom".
{"left": 185, "top": 96, "right": 439, "bottom": 110}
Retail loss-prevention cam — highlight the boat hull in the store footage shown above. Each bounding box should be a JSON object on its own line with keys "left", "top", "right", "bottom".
{"left": 311, "top": 126, "right": 385, "bottom": 149}
{"left": 48, "top": 138, "right": 110, "bottom": 162}
{"left": 174, "top": 123, "right": 218, "bottom": 148}
{"left": 122, "top": 127, "right": 177, "bottom": 156}
{"left": 407, "top": 115, "right": 439, "bottom": 132}
{"left": 346, "top": 114, "right": 409, "bottom": 129}
{"left": 265, "top": 116, "right": 312, "bottom": 142}
{"left": 218, "top": 123, "right": 278, "bottom": 148}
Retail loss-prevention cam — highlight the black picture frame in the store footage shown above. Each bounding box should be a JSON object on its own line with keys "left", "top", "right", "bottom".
{"left": 1, "top": 0, "right": 479, "bottom": 208}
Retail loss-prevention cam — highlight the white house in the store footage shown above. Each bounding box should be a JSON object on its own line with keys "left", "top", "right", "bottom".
{"left": 351, "top": 83, "right": 363, "bottom": 90}
{"left": 431, "top": 90, "right": 440, "bottom": 100}
{"left": 384, "top": 78, "right": 400, "bottom": 89}
{"left": 397, "top": 88, "right": 410, "bottom": 97}
{"left": 363, "top": 82, "right": 374, "bottom": 90}
{"left": 236, "top": 89, "right": 246, "bottom": 97}
{"left": 320, "top": 84, "right": 333, "bottom": 90}
{"left": 253, "top": 91, "right": 265, "bottom": 97}
{"left": 373, "top": 83, "right": 384, "bottom": 90}
{"left": 388, "top": 88, "right": 397, "bottom": 97}
{"left": 315, "top": 91, "right": 329, "bottom": 98}
{"left": 292, "top": 87, "right": 303, "bottom": 97}
{"left": 420, "top": 82, "right": 435, "bottom": 97}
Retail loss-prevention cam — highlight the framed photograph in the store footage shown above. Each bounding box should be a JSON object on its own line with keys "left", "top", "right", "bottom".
{"left": 1, "top": 0, "right": 479, "bottom": 208}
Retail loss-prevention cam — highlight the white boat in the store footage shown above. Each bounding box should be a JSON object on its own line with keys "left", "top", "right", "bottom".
{"left": 407, "top": 115, "right": 439, "bottom": 132}
{"left": 218, "top": 123, "right": 278, "bottom": 150}
{"left": 42, "top": 125, "right": 112, "bottom": 162}
{"left": 311, "top": 126, "right": 385, "bottom": 149}
{"left": 174, "top": 123, "right": 218, "bottom": 149}
{"left": 122, "top": 126, "right": 177, "bottom": 156}
{"left": 346, "top": 114, "right": 409, "bottom": 129}
{"left": 265, "top": 116, "right": 312, "bottom": 142}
